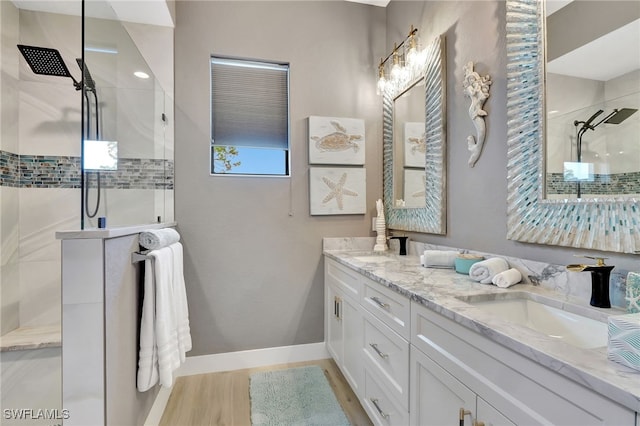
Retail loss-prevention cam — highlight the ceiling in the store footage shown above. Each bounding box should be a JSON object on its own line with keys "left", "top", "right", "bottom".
{"left": 546, "top": 1, "right": 639, "bottom": 82}
{"left": 345, "top": 0, "right": 390, "bottom": 7}
{"left": 11, "top": 0, "right": 174, "bottom": 27}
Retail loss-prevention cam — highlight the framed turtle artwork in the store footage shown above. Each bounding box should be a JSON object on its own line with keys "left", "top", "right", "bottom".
{"left": 308, "top": 116, "right": 365, "bottom": 165}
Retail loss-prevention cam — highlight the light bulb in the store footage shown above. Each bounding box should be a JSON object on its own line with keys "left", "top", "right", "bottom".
{"left": 376, "top": 76, "right": 386, "bottom": 95}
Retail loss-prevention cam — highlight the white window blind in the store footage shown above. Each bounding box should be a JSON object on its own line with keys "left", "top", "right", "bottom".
{"left": 211, "top": 57, "right": 289, "bottom": 150}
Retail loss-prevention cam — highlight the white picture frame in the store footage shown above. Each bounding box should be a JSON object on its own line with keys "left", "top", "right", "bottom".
{"left": 403, "top": 122, "right": 426, "bottom": 168}
{"left": 308, "top": 116, "right": 365, "bottom": 165}
{"left": 403, "top": 168, "right": 426, "bottom": 208}
{"left": 309, "top": 167, "right": 366, "bottom": 215}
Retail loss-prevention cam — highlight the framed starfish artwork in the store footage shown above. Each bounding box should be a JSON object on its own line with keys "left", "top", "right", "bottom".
{"left": 308, "top": 116, "right": 365, "bottom": 165}
{"left": 403, "top": 168, "right": 426, "bottom": 208}
{"left": 309, "top": 167, "right": 366, "bottom": 215}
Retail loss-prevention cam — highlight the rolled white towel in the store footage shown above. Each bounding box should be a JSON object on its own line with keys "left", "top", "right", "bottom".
{"left": 423, "top": 250, "right": 458, "bottom": 268}
{"left": 491, "top": 268, "right": 522, "bottom": 288}
{"left": 469, "top": 257, "right": 509, "bottom": 284}
{"left": 139, "top": 228, "right": 180, "bottom": 250}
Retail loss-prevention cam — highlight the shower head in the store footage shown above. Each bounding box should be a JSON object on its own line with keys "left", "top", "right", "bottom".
{"left": 604, "top": 108, "right": 638, "bottom": 125}
{"left": 76, "top": 58, "right": 96, "bottom": 92}
{"left": 17, "top": 44, "right": 81, "bottom": 89}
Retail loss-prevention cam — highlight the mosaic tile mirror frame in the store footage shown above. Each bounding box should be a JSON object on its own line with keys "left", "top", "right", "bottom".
{"left": 505, "top": 0, "right": 640, "bottom": 253}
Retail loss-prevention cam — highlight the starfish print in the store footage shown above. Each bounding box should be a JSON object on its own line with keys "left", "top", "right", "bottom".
{"left": 626, "top": 286, "right": 640, "bottom": 312}
{"left": 412, "top": 177, "right": 426, "bottom": 199}
{"left": 321, "top": 172, "right": 359, "bottom": 210}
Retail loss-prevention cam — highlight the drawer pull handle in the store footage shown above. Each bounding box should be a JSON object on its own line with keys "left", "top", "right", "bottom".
{"left": 370, "top": 398, "right": 389, "bottom": 419}
{"left": 369, "top": 343, "right": 389, "bottom": 359}
{"left": 370, "top": 296, "right": 390, "bottom": 310}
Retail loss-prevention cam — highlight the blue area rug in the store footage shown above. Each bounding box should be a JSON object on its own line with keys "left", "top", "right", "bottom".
{"left": 249, "top": 365, "right": 351, "bottom": 426}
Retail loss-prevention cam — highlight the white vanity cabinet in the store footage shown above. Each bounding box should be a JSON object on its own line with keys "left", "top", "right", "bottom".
{"left": 410, "top": 345, "right": 514, "bottom": 426}
{"left": 325, "top": 258, "right": 364, "bottom": 397}
{"left": 411, "top": 301, "right": 636, "bottom": 426}
{"left": 324, "top": 255, "right": 637, "bottom": 426}
{"left": 325, "top": 258, "right": 411, "bottom": 425}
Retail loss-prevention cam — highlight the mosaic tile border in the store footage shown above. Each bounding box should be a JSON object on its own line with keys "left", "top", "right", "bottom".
{"left": 0, "top": 150, "right": 173, "bottom": 190}
{"left": 547, "top": 172, "right": 640, "bottom": 195}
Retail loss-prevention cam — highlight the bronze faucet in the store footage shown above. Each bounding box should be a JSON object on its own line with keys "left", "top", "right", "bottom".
{"left": 567, "top": 256, "right": 614, "bottom": 308}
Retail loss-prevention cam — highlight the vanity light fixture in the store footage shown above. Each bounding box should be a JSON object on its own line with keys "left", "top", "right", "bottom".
{"left": 376, "top": 25, "right": 420, "bottom": 96}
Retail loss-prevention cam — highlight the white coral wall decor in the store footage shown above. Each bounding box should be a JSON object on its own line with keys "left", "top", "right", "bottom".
{"left": 309, "top": 167, "right": 366, "bottom": 215}
{"left": 463, "top": 61, "right": 492, "bottom": 167}
{"left": 308, "top": 116, "right": 365, "bottom": 165}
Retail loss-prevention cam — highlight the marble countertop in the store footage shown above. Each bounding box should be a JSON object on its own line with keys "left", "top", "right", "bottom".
{"left": 324, "top": 249, "right": 640, "bottom": 413}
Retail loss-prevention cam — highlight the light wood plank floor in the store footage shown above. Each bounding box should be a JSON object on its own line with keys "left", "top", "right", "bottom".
{"left": 159, "top": 358, "right": 372, "bottom": 426}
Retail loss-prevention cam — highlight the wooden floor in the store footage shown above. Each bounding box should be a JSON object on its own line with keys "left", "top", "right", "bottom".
{"left": 159, "top": 359, "right": 373, "bottom": 426}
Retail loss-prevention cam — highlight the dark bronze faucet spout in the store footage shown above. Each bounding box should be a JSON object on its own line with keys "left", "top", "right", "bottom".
{"left": 584, "top": 265, "right": 614, "bottom": 308}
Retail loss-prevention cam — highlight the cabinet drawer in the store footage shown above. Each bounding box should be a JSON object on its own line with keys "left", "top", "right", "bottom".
{"left": 362, "top": 278, "right": 410, "bottom": 340}
{"left": 325, "top": 258, "right": 362, "bottom": 301}
{"left": 363, "top": 368, "right": 409, "bottom": 426}
{"left": 362, "top": 309, "right": 409, "bottom": 408}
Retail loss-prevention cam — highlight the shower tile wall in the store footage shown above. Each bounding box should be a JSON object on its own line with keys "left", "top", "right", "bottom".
{"left": 1, "top": 0, "right": 20, "bottom": 335}
{"left": 0, "top": 7, "right": 174, "bottom": 334}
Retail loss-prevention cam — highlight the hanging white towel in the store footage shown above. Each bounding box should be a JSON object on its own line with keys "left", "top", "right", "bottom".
{"left": 137, "top": 258, "right": 159, "bottom": 392}
{"left": 136, "top": 242, "right": 192, "bottom": 391}
{"left": 169, "top": 243, "right": 192, "bottom": 361}
{"left": 469, "top": 257, "right": 510, "bottom": 284}
{"left": 491, "top": 268, "right": 522, "bottom": 288}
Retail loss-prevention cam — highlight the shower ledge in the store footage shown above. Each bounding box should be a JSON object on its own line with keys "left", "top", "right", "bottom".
{"left": 56, "top": 221, "right": 177, "bottom": 240}
{"left": 0, "top": 325, "right": 61, "bottom": 352}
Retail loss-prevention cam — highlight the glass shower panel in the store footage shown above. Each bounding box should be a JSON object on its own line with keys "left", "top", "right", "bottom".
{"left": 82, "top": 1, "right": 173, "bottom": 229}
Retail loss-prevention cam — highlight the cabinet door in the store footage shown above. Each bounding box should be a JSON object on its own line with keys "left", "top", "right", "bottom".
{"left": 341, "top": 294, "right": 363, "bottom": 396}
{"left": 410, "top": 346, "right": 476, "bottom": 426}
{"left": 326, "top": 284, "right": 343, "bottom": 365}
{"left": 477, "top": 397, "right": 515, "bottom": 426}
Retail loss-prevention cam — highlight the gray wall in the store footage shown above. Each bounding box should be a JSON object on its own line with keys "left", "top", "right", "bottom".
{"left": 175, "top": 1, "right": 386, "bottom": 355}
{"left": 175, "top": 0, "right": 640, "bottom": 357}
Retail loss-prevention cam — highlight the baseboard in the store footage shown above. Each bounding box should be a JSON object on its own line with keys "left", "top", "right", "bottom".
{"left": 176, "top": 341, "right": 329, "bottom": 377}
{"left": 143, "top": 342, "right": 329, "bottom": 426}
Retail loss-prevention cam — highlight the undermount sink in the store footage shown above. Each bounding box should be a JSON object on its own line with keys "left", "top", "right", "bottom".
{"left": 457, "top": 292, "right": 608, "bottom": 349}
{"left": 352, "top": 255, "right": 395, "bottom": 263}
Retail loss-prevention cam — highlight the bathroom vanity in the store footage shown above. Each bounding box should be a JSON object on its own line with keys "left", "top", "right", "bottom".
{"left": 324, "top": 250, "right": 640, "bottom": 426}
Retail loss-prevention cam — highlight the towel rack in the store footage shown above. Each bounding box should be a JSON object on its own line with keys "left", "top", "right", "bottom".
{"left": 131, "top": 250, "right": 151, "bottom": 263}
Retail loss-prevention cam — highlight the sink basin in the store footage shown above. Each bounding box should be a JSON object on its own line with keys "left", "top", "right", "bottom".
{"left": 457, "top": 292, "right": 608, "bottom": 349}
{"left": 352, "top": 256, "right": 395, "bottom": 263}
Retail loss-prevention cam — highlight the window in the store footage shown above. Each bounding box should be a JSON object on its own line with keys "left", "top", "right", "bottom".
{"left": 210, "top": 56, "right": 290, "bottom": 176}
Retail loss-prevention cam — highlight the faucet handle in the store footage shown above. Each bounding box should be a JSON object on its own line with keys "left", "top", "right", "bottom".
{"left": 578, "top": 255, "right": 608, "bottom": 266}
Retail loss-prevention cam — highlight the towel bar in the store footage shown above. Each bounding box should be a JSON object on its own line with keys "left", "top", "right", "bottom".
{"left": 131, "top": 250, "right": 151, "bottom": 263}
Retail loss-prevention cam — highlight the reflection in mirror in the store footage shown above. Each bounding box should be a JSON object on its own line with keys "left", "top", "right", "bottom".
{"left": 505, "top": 0, "right": 640, "bottom": 253}
{"left": 383, "top": 35, "right": 446, "bottom": 234}
{"left": 393, "top": 78, "right": 426, "bottom": 208}
{"left": 545, "top": 1, "right": 640, "bottom": 200}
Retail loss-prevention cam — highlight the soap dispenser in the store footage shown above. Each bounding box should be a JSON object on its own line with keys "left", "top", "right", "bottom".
{"left": 567, "top": 256, "right": 614, "bottom": 308}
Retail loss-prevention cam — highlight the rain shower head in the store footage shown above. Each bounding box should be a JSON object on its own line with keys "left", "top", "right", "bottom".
{"left": 604, "top": 108, "right": 638, "bottom": 125}
{"left": 17, "top": 44, "right": 81, "bottom": 89}
{"left": 76, "top": 58, "right": 96, "bottom": 92}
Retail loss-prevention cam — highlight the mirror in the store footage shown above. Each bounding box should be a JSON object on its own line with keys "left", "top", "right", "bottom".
{"left": 506, "top": 0, "right": 640, "bottom": 253}
{"left": 393, "top": 78, "right": 426, "bottom": 208}
{"left": 544, "top": 1, "right": 640, "bottom": 199}
{"left": 383, "top": 35, "right": 446, "bottom": 234}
